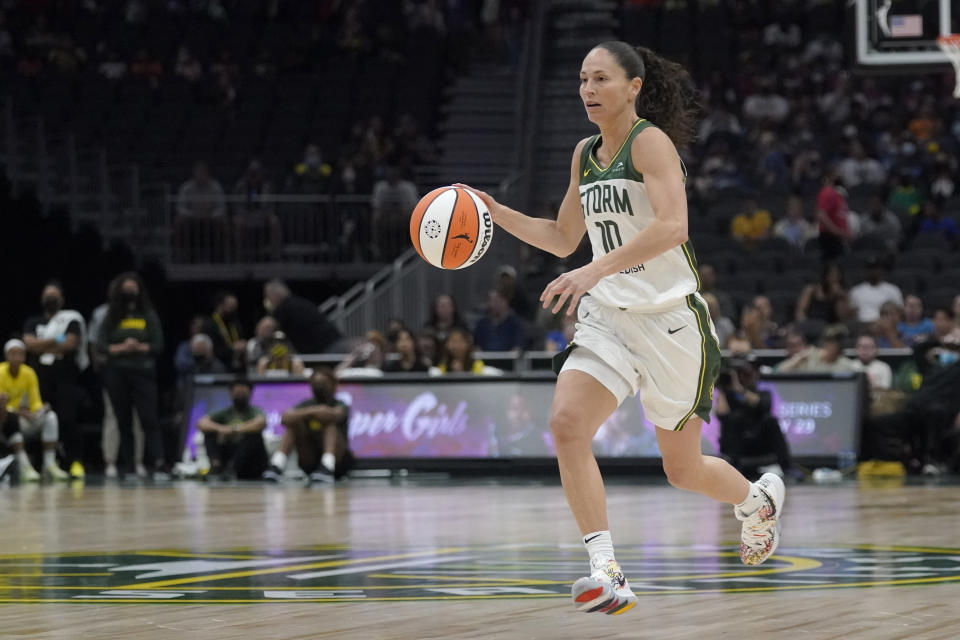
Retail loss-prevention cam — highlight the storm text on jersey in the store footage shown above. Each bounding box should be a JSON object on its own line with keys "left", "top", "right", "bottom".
{"left": 580, "top": 184, "right": 634, "bottom": 217}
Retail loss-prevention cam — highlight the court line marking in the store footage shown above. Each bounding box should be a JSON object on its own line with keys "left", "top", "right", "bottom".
{"left": 0, "top": 573, "right": 113, "bottom": 577}
{"left": 116, "top": 548, "right": 470, "bottom": 589}
{"left": 287, "top": 556, "right": 474, "bottom": 580}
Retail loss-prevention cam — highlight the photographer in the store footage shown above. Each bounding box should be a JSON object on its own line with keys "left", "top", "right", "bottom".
{"left": 264, "top": 368, "right": 354, "bottom": 482}
{"left": 716, "top": 355, "right": 791, "bottom": 479}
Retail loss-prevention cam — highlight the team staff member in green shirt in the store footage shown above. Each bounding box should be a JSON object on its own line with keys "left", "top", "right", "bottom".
{"left": 196, "top": 379, "right": 268, "bottom": 479}
{"left": 266, "top": 368, "right": 352, "bottom": 482}
{"left": 97, "top": 272, "right": 168, "bottom": 479}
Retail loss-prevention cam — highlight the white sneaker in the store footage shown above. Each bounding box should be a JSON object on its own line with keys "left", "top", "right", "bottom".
{"left": 135, "top": 463, "right": 148, "bottom": 478}
{"left": 571, "top": 557, "right": 637, "bottom": 615}
{"left": 104, "top": 463, "right": 118, "bottom": 479}
{"left": 45, "top": 464, "right": 70, "bottom": 482}
{"left": 736, "top": 472, "right": 785, "bottom": 566}
{"left": 20, "top": 463, "right": 41, "bottom": 483}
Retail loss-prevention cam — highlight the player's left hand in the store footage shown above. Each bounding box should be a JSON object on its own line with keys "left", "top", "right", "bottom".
{"left": 540, "top": 264, "right": 601, "bottom": 315}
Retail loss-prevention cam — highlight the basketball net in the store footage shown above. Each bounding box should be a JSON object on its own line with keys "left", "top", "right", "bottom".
{"left": 937, "top": 35, "right": 960, "bottom": 98}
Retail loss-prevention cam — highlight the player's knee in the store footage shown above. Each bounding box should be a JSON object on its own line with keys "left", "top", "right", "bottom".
{"left": 663, "top": 461, "right": 700, "bottom": 492}
{"left": 549, "top": 408, "right": 588, "bottom": 447}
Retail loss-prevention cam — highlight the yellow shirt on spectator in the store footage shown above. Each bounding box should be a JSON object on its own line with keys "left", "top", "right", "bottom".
{"left": 731, "top": 209, "right": 772, "bottom": 242}
{"left": 0, "top": 362, "right": 43, "bottom": 412}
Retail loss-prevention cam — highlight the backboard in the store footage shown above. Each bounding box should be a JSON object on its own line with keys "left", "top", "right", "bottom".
{"left": 853, "top": 0, "right": 954, "bottom": 70}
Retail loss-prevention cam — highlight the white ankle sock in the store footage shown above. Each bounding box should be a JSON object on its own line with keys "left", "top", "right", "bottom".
{"left": 42, "top": 449, "right": 57, "bottom": 469}
{"left": 321, "top": 452, "right": 336, "bottom": 472}
{"left": 271, "top": 451, "right": 287, "bottom": 470}
{"left": 16, "top": 451, "right": 33, "bottom": 470}
{"left": 583, "top": 530, "right": 615, "bottom": 563}
{"left": 736, "top": 482, "right": 764, "bottom": 515}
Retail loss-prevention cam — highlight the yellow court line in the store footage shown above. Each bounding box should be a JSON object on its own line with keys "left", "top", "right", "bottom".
{"left": 367, "top": 573, "right": 558, "bottom": 585}
{"left": 135, "top": 551, "right": 262, "bottom": 560}
{"left": 0, "top": 583, "right": 560, "bottom": 592}
{"left": 117, "top": 548, "right": 470, "bottom": 590}
{"left": 0, "top": 573, "right": 113, "bottom": 577}
{"left": 852, "top": 544, "right": 960, "bottom": 554}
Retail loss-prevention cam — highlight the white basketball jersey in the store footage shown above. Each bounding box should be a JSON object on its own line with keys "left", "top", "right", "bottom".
{"left": 578, "top": 119, "right": 700, "bottom": 311}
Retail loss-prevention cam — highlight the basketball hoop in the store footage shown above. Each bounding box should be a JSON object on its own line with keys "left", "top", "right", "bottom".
{"left": 937, "top": 34, "right": 960, "bottom": 98}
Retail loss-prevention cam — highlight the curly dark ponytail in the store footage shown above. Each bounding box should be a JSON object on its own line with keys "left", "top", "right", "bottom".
{"left": 595, "top": 41, "right": 699, "bottom": 149}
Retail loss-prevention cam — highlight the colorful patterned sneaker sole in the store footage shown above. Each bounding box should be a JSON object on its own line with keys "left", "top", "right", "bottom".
{"left": 739, "top": 472, "right": 786, "bottom": 566}
{"left": 571, "top": 576, "right": 637, "bottom": 615}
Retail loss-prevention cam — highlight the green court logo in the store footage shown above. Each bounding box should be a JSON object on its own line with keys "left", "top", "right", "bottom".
{"left": 2, "top": 544, "right": 959, "bottom": 603}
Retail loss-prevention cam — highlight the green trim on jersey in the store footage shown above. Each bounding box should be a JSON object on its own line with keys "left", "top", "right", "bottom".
{"left": 680, "top": 240, "right": 702, "bottom": 291}
{"left": 674, "top": 294, "right": 721, "bottom": 430}
{"left": 580, "top": 119, "right": 655, "bottom": 185}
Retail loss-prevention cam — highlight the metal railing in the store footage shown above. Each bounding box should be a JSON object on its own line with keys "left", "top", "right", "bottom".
{"left": 163, "top": 193, "right": 403, "bottom": 265}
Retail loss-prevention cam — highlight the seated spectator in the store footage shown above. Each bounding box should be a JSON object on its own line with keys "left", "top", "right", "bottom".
{"left": 887, "top": 174, "right": 923, "bottom": 218}
{"left": 424, "top": 294, "right": 468, "bottom": 343}
{"left": 246, "top": 316, "right": 277, "bottom": 367}
{"left": 417, "top": 329, "right": 441, "bottom": 366}
{"left": 916, "top": 200, "right": 958, "bottom": 246}
{"left": 286, "top": 143, "right": 333, "bottom": 193}
{"left": 726, "top": 331, "right": 753, "bottom": 356}
{"left": 795, "top": 262, "right": 849, "bottom": 324}
{"left": 188, "top": 334, "right": 227, "bottom": 375}
{"left": 544, "top": 314, "right": 578, "bottom": 354}
{"left": 858, "top": 195, "right": 902, "bottom": 251}
{"left": 173, "top": 44, "right": 202, "bottom": 82}
{"left": 495, "top": 265, "right": 533, "bottom": 320}
{"left": 195, "top": 379, "right": 268, "bottom": 479}
{"left": 177, "top": 161, "right": 225, "bottom": 219}
{"left": 335, "top": 331, "right": 386, "bottom": 378}
{"left": 370, "top": 166, "right": 419, "bottom": 261}
{"left": 382, "top": 328, "right": 429, "bottom": 373}
{"left": 873, "top": 301, "right": 906, "bottom": 348}
{"left": 256, "top": 331, "right": 305, "bottom": 377}
{"left": 853, "top": 334, "right": 892, "bottom": 390}
{"left": 730, "top": 197, "right": 772, "bottom": 246}
{"left": 0, "top": 340, "right": 68, "bottom": 480}
{"left": 702, "top": 292, "right": 735, "bottom": 349}
{"left": 741, "top": 295, "right": 780, "bottom": 349}
{"left": 838, "top": 140, "right": 886, "bottom": 188}
{"left": 742, "top": 80, "right": 790, "bottom": 125}
{"left": 717, "top": 355, "right": 791, "bottom": 479}
{"left": 174, "top": 315, "right": 206, "bottom": 380}
{"left": 898, "top": 295, "right": 935, "bottom": 346}
{"left": 772, "top": 195, "right": 816, "bottom": 250}
{"left": 776, "top": 328, "right": 857, "bottom": 373}
{"left": 22, "top": 281, "right": 89, "bottom": 479}
{"left": 433, "top": 327, "right": 491, "bottom": 375}
{"left": 202, "top": 291, "right": 246, "bottom": 371}
{"left": 473, "top": 289, "right": 526, "bottom": 352}
{"left": 779, "top": 330, "right": 807, "bottom": 366}
{"left": 932, "top": 307, "right": 959, "bottom": 342}
{"left": 232, "top": 160, "right": 282, "bottom": 261}
{"left": 263, "top": 279, "right": 341, "bottom": 353}
{"left": 874, "top": 338, "right": 960, "bottom": 474}
{"left": 849, "top": 257, "right": 903, "bottom": 323}
{"left": 266, "top": 368, "right": 353, "bottom": 482}
{"left": 698, "top": 262, "right": 735, "bottom": 320}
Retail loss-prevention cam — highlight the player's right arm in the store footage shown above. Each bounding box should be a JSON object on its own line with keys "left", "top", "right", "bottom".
{"left": 455, "top": 139, "right": 588, "bottom": 257}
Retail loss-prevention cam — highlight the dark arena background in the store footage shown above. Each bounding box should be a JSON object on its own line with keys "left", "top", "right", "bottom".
{"left": 1, "top": 1, "right": 960, "bottom": 638}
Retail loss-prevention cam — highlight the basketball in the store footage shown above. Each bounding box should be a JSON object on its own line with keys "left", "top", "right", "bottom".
{"left": 410, "top": 186, "right": 493, "bottom": 269}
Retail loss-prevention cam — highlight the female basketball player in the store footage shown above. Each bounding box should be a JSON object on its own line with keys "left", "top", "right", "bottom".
{"left": 456, "top": 41, "right": 785, "bottom": 616}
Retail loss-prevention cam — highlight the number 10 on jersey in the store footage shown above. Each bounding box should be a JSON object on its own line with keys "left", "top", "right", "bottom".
{"left": 595, "top": 220, "right": 623, "bottom": 253}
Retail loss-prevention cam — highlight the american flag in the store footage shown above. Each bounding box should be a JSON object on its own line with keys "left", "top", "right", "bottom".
{"left": 889, "top": 15, "right": 923, "bottom": 38}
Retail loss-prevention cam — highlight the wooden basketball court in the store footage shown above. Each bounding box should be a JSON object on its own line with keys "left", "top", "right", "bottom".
{"left": 2, "top": 479, "right": 959, "bottom": 639}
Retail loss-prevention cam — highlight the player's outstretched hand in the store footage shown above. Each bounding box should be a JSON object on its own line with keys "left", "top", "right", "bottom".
{"left": 540, "top": 264, "right": 602, "bottom": 316}
{"left": 452, "top": 183, "right": 504, "bottom": 223}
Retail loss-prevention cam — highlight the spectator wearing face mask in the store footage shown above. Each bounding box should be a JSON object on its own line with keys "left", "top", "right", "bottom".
{"left": 97, "top": 272, "right": 168, "bottom": 479}
{"left": 195, "top": 379, "right": 268, "bottom": 479}
{"left": 21, "top": 281, "right": 89, "bottom": 479}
